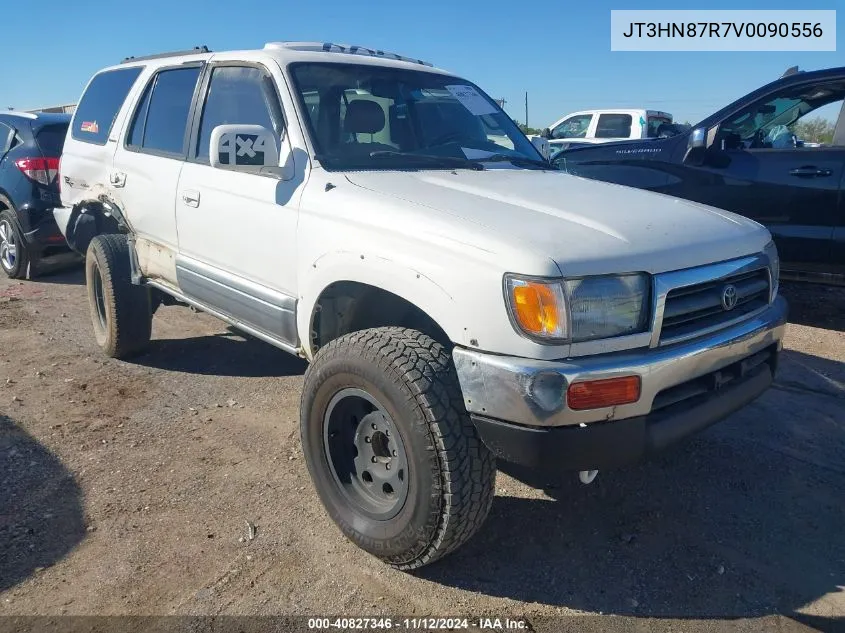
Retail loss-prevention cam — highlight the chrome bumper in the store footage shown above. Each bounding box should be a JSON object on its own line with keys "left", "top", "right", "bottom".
{"left": 453, "top": 295, "right": 787, "bottom": 428}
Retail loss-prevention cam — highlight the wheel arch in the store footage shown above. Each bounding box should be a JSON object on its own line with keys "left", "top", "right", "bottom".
{"left": 61, "top": 198, "right": 125, "bottom": 255}
{"left": 299, "top": 254, "right": 464, "bottom": 360}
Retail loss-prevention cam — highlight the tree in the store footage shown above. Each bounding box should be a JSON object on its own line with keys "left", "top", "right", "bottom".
{"left": 791, "top": 117, "right": 835, "bottom": 144}
{"left": 517, "top": 123, "right": 542, "bottom": 135}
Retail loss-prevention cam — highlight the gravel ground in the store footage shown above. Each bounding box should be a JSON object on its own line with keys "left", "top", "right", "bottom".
{"left": 0, "top": 268, "right": 843, "bottom": 633}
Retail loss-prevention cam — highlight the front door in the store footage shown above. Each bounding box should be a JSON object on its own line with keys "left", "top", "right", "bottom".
{"left": 679, "top": 81, "right": 845, "bottom": 274}
{"left": 175, "top": 62, "right": 303, "bottom": 346}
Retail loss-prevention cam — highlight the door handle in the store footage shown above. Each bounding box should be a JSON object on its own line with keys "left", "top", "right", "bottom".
{"left": 789, "top": 166, "right": 833, "bottom": 178}
{"left": 181, "top": 190, "right": 200, "bottom": 207}
{"left": 109, "top": 171, "right": 126, "bottom": 187}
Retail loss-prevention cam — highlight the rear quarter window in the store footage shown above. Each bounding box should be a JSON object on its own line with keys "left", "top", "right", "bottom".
{"left": 35, "top": 124, "right": 69, "bottom": 156}
{"left": 72, "top": 67, "right": 144, "bottom": 145}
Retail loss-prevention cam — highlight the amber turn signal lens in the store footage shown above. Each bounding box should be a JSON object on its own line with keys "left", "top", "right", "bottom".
{"left": 511, "top": 282, "right": 563, "bottom": 337}
{"left": 567, "top": 376, "right": 641, "bottom": 411}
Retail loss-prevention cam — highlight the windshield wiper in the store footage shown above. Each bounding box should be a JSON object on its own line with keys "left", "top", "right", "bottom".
{"left": 480, "top": 154, "right": 553, "bottom": 170}
{"left": 369, "top": 151, "right": 485, "bottom": 171}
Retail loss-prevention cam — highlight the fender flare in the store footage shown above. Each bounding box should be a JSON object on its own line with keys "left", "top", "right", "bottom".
{"left": 297, "top": 251, "right": 466, "bottom": 359}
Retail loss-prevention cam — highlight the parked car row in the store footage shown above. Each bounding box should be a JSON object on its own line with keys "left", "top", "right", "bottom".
{"left": 44, "top": 41, "right": 788, "bottom": 571}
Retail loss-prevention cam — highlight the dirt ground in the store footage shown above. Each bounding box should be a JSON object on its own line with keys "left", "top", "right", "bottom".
{"left": 0, "top": 267, "right": 843, "bottom": 633}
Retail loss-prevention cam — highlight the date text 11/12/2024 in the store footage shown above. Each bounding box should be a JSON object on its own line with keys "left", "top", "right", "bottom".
{"left": 307, "top": 617, "right": 529, "bottom": 630}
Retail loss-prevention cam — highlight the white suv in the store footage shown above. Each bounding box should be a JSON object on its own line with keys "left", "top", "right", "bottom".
{"left": 57, "top": 42, "right": 787, "bottom": 569}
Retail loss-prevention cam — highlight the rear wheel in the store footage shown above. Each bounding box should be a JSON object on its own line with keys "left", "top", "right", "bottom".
{"left": 301, "top": 327, "right": 496, "bottom": 570}
{"left": 85, "top": 234, "right": 151, "bottom": 358}
{"left": 0, "top": 210, "right": 29, "bottom": 280}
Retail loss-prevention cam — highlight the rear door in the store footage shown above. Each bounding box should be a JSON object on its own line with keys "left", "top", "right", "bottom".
{"left": 112, "top": 64, "right": 203, "bottom": 250}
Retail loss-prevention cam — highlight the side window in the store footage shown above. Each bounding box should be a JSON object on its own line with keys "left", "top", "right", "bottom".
{"left": 792, "top": 98, "right": 844, "bottom": 147}
{"left": 595, "top": 113, "right": 633, "bottom": 138}
{"left": 551, "top": 114, "right": 592, "bottom": 139}
{"left": 0, "top": 122, "right": 12, "bottom": 154}
{"left": 720, "top": 82, "right": 845, "bottom": 150}
{"left": 72, "top": 67, "right": 143, "bottom": 145}
{"left": 195, "top": 65, "right": 284, "bottom": 162}
{"left": 127, "top": 81, "right": 153, "bottom": 148}
{"left": 127, "top": 66, "right": 201, "bottom": 156}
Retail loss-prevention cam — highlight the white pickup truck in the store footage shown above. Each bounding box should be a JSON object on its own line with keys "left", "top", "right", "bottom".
{"left": 56, "top": 42, "right": 786, "bottom": 570}
{"left": 542, "top": 108, "right": 675, "bottom": 152}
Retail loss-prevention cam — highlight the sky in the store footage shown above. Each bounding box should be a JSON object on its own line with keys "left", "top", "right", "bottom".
{"left": 2, "top": 0, "right": 842, "bottom": 127}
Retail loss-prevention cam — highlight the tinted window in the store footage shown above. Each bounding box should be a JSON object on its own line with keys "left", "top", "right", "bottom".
{"left": 35, "top": 124, "right": 69, "bottom": 156}
{"left": 595, "top": 113, "right": 632, "bottom": 138}
{"left": 127, "top": 81, "right": 153, "bottom": 148}
{"left": 196, "top": 66, "right": 283, "bottom": 161}
{"left": 0, "top": 122, "right": 12, "bottom": 153}
{"left": 72, "top": 67, "right": 143, "bottom": 145}
{"left": 137, "top": 67, "right": 201, "bottom": 155}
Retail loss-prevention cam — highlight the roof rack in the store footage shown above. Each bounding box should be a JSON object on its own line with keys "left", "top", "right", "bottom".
{"left": 121, "top": 46, "right": 211, "bottom": 64}
{"left": 264, "top": 41, "right": 433, "bottom": 67}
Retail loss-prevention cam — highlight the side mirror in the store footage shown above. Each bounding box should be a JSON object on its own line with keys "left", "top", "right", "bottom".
{"left": 682, "top": 126, "right": 708, "bottom": 166}
{"left": 210, "top": 124, "right": 279, "bottom": 170}
{"left": 528, "top": 135, "right": 551, "bottom": 160}
{"left": 541, "top": 127, "right": 552, "bottom": 140}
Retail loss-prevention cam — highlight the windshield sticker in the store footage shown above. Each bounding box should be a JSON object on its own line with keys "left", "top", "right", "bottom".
{"left": 445, "top": 85, "right": 497, "bottom": 116}
{"left": 80, "top": 121, "right": 99, "bottom": 134}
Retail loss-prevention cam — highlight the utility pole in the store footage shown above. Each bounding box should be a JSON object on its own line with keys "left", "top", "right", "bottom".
{"left": 524, "top": 92, "right": 528, "bottom": 128}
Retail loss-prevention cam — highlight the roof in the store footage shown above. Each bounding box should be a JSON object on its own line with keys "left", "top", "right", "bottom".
{"left": 110, "top": 41, "right": 451, "bottom": 76}
{"left": 1, "top": 111, "right": 71, "bottom": 125}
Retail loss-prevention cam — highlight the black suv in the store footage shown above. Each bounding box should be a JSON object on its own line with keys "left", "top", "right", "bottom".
{"left": 552, "top": 67, "right": 845, "bottom": 285}
{"left": 0, "top": 111, "right": 72, "bottom": 278}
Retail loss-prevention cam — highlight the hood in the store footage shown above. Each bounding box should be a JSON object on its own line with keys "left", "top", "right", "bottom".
{"left": 344, "top": 169, "right": 771, "bottom": 277}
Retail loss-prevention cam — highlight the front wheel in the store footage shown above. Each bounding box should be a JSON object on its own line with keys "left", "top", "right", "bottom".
{"left": 301, "top": 327, "right": 496, "bottom": 570}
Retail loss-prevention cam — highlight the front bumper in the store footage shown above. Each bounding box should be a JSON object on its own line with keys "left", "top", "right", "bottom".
{"left": 453, "top": 295, "right": 787, "bottom": 471}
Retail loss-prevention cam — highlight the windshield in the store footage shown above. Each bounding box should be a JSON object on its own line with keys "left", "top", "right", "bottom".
{"left": 289, "top": 62, "right": 543, "bottom": 171}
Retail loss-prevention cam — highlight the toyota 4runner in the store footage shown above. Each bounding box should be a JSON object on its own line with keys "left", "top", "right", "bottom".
{"left": 57, "top": 42, "right": 788, "bottom": 570}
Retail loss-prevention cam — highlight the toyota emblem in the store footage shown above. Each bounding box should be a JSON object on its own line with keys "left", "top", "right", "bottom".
{"left": 721, "top": 284, "right": 738, "bottom": 311}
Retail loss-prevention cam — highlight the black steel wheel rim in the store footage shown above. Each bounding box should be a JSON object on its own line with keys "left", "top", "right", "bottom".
{"left": 323, "top": 387, "right": 409, "bottom": 520}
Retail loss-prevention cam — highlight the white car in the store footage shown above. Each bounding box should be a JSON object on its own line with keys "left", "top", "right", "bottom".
{"left": 543, "top": 108, "right": 674, "bottom": 149}
{"left": 56, "top": 42, "right": 786, "bottom": 569}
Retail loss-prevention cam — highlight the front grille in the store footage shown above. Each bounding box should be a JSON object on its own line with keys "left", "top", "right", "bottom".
{"left": 659, "top": 268, "right": 770, "bottom": 344}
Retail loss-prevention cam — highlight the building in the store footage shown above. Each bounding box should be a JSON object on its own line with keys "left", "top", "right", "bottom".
{"left": 23, "top": 103, "right": 76, "bottom": 114}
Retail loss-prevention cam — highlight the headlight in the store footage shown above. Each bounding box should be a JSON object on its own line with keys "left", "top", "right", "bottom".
{"left": 764, "top": 240, "right": 779, "bottom": 299}
{"left": 505, "top": 273, "right": 650, "bottom": 343}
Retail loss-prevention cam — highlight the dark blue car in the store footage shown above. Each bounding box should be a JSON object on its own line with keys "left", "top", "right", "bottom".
{"left": 0, "top": 111, "right": 73, "bottom": 278}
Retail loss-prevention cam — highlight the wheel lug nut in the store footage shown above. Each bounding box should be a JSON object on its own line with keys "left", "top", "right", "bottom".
{"left": 385, "top": 430, "right": 390, "bottom": 437}
{"left": 371, "top": 423, "right": 377, "bottom": 430}
{"left": 371, "top": 457, "right": 377, "bottom": 463}
{"left": 386, "top": 464, "right": 390, "bottom": 470}
{"left": 365, "top": 436, "right": 371, "bottom": 443}
{"left": 392, "top": 450, "right": 397, "bottom": 456}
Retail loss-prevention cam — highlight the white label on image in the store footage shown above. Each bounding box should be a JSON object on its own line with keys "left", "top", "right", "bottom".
{"left": 446, "top": 85, "right": 497, "bottom": 116}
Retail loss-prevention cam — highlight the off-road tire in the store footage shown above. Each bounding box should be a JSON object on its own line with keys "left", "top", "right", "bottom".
{"left": 0, "top": 210, "right": 30, "bottom": 280}
{"left": 85, "top": 234, "right": 151, "bottom": 358}
{"left": 301, "top": 327, "right": 496, "bottom": 570}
